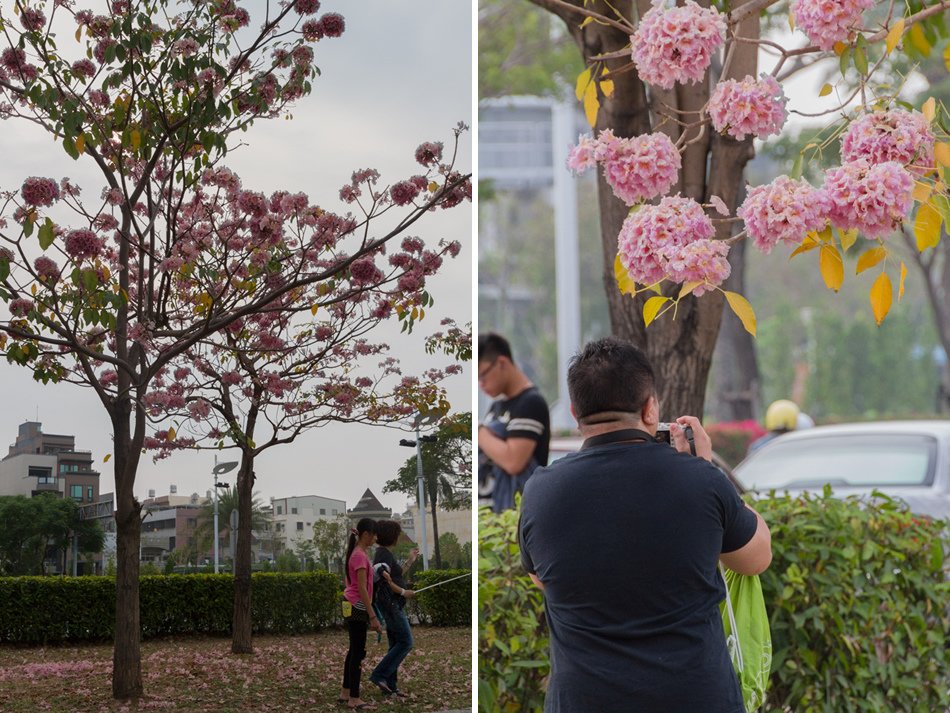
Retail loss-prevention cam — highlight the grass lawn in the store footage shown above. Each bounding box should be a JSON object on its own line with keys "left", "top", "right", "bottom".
{"left": 0, "top": 626, "right": 471, "bottom": 712}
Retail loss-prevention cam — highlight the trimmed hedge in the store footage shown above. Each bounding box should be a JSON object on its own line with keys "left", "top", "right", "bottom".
{"left": 0, "top": 571, "right": 340, "bottom": 644}
{"left": 408, "top": 569, "right": 472, "bottom": 626}
{"left": 478, "top": 492, "right": 948, "bottom": 712}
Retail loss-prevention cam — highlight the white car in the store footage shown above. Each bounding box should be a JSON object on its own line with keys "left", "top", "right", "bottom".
{"left": 734, "top": 420, "right": 950, "bottom": 520}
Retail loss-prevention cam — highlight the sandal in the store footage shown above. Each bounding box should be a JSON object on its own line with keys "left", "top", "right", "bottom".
{"left": 392, "top": 690, "right": 409, "bottom": 698}
{"left": 369, "top": 678, "right": 394, "bottom": 696}
{"left": 336, "top": 698, "right": 349, "bottom": 706}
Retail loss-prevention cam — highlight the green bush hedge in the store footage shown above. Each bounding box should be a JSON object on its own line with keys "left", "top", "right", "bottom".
{"left": 478, "top": 492, "right": 948, "bottom": 712}
{"left": 408, "top": 568, "right": 472, "bottom": 626}
{"left": 0, "top": 571, "right": 340, "bottom": 644}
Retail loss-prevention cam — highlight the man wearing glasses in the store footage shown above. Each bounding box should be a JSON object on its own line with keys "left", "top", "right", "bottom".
{"left": 477, "top": 332, "right": 551, "bottom": 512}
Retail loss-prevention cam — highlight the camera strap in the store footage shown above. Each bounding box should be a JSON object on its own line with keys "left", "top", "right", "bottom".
{"left": 580, "top": 428, "right": 656, "bottom": 450}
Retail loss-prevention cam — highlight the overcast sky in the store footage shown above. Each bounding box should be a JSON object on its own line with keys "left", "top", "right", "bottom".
{"left": 0, "top": 1, "right": 474, "bottom": 515}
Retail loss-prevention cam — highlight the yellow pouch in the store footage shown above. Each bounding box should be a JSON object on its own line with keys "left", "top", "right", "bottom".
{"left": 341, "top": 600, "right": 352, "bottom": 618}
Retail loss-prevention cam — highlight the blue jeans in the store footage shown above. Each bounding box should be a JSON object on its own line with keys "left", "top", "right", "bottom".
{"left": 371, "top": 605, "right": 413, "bottom": 690}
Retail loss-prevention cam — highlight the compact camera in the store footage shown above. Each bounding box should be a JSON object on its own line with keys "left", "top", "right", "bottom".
{"left": 656, "top": 423, "right": 695, "bottom": 454}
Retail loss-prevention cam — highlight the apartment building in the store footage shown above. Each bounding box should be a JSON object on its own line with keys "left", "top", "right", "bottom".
{"left": 267, "top": 494, "right": 347, "bottom": 555}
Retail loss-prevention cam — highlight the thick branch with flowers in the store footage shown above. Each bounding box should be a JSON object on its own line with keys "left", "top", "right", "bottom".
{"left": 562, "top": 0, "right": 949, "bottom": 332}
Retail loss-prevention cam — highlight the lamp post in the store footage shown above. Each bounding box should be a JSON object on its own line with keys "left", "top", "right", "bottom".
{"left": 212, "top": 458, "right": 239, "bottom": 574}
{"left": 399, "top": 414, "right": 439, "bottom": 570}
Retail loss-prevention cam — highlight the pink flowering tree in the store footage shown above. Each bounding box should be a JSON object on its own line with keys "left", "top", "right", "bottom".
{"left": 0, "top": 1, "right": 470, "bottom": 699}
{"left": 142, "top": 232, "right": 464, "bottom": 655}
{"left": 531, "top": 0, "right": 948, "bottom": 417}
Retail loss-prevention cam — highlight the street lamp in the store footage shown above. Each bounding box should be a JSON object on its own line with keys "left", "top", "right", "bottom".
{"left": 399, "top": 412, "right": 439, "bottom": 570}
{"left": 212, "top": 458, "right": 239, "bottom": 574}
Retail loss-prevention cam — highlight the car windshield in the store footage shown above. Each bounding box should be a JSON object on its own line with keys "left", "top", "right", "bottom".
{"left": 736, "top": 433, "right": 938, "bottom": 490}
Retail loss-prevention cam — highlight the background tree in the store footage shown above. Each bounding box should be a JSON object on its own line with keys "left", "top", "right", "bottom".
{"left": 0, "top": 494, "right": 103, "bottom": 575}
{"left": 193, "top": 486, "right": 271, "bottom": 563}
{"left": 384, "top": 411, "right": 472, "bottom": 569}
{"left": 0, "top": 1, "right": 468, "bottom": 697}
{"left": 311, "top": 514, "right": 349, "bottom": 572}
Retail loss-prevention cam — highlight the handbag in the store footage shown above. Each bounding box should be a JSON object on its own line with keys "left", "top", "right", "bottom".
{"left": 720, "top": 564, "right": 772, "bottom": 712}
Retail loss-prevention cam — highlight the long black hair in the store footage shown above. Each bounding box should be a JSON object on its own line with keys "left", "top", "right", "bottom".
{"left": 345, "top": 517, "right": 376, "bottom": 584}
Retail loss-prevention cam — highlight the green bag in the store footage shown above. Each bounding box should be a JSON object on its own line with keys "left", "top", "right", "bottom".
{"left": 720, "top": 565, "right": 772, "bottom": 712}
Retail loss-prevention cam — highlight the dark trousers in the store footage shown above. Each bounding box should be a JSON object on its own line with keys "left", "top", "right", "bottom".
{"left": 342, "top": 616, "right": 369, "bottom": 698}
{"left": 371, "top": 605, "right": 413, "bottom": 690}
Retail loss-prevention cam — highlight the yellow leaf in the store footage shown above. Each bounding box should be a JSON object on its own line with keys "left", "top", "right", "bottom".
{"left": 788, "top": 13, "right": 795, "bottom": 31}
{"left": 166, "top": 427, "right": 176, "bottom": 441}
{"left": 833, "top": 41, "right": 847, "bottom": 56}
{"left": 819, "top": 83, "right": 833, "bottom": 97}
{"left": 410, "top": 306, "right": 419, "bottom": 320}
{"left": 790, "top": 235, "right": 820, "bottom": 259}
{"left": 913, "top": 181, "right": 932, "bottom": 202}
{"left": 679, "top": 280, "right": 703, "bottom": 298}
{"left": 31, "top": 283, "right": 37, "bottom": 296}
{"left": 310, "top": 304, "right": 318, "bottom": 316}
{"left": 869, "top": 272, "right": 893, "bottom": 325}
{"left": 898, "top": 261, "right": 907, "bottom": 302}
{"left": 575, "top": 67, "right": 592, "bottom": 102}
{"left": 909, "top": 24, "right": 931, "bottom": 57}
{"left": 885, "top": 18, "right": 904, "bottom": 55}
{"left": 921, "top": 97, "right": 936, "bottom": 122}
{"left": 819, "top": 244, "right": 844, "bottom": 292}
{"left": 75, "top": 26, "right": 82, "bottom": 42}
{"left": 419, "top": 308, "right": 425, "bottom": 320}
{"left": 583, "top": 80, "right": 599, "bottom": 127}
{"left": 724, "top": 291, "right": 757, "bottom": 337}
{"left": 839, "top": 228, "right": 859, "bottom": 252}
{"left": 643, "top": 295, "right": 669, "bottom": 327}
{"left": 600, "top": 79, "right": 614, "bottom": 97}
{"left": 75, "top": 134, "right": 86, "bottom": 155}
{"left": 914, "top": 200, "right": 942, "bottom": 251}
{"left": 945, "top": 43, "right": 950, "bottom": 72}
{"left": 427, "top": 181, "right": 438, "bottom": 192}
{"left": 580, "top": 15, "right": 595, "bottom": 28}
{"left": 856, "top": 246, "right": 887, "bottom": 274}
{"left": 130, "top": 130, "right": 141, "bottom": 150}
{"left": 614, "top": 254, "right": 636, "bottom": 295}
{"left": 103, "top": 454, "right": 111, "bottom": 463}
{"left": 936, "top": 143, "right": 950, "bottom": 168}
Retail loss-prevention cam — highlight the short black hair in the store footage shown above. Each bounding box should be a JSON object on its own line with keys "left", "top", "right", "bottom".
{"left": 478, "top": 332, "right": 513, "bottom": 364}
{"left": 375, "top": 519, "right": 402, "bottom": 547}
{"left": 567, "top": 337, "right": 655, "bottom": 421}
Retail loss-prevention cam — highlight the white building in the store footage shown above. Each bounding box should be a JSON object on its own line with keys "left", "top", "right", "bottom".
{"left": 0, "top": 452, "right": 62, "bottom": 498}
{"left": 398, "top": 502, "right": 472, "bottom": 560}
{"left": 268, "top": 494, "right": 347, "bottom": 554}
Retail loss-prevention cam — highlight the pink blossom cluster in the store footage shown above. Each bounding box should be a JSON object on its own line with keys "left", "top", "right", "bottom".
{"left": 188, "top": 399, "right": 211, "bottom": 421}
{"left": 64, "top": 229, "right": 104, "bottom": 261}
{"left": 300, "top": 12, "right": 345, "bottom": 40}
{"left": 708, "top": 75, "right": 788, "bottom": 140}
{"left": 568, "top": 130, "right": 681, "bottom": 206}
{"left": 824, "top": 160, "right": 914, "bottom": 239}
{"left": 21, "top": 177, "right": 60, "bottom": 207}
{"left": 840, "top": 109, "right": 935, "bottom": 173}
{"left": 172, "top": 38, "right": 200, "bottom": 57}
{"left": 19, "top": 8, "right": 46, "bottom": 32}
{"left": 34, "top": 256, "right": 60, "bottom": 283}
{"left": 738, "top": 176, "right": 830, "bottom": 253}
{"left": 631, "top": 0, "right": 726, "bottom": 89}
{"left": 294, "top": 0, "right": 321, "bottom": 14}
{"left": 617, "top": 196, "right": 727, "bottom": 292}
{"left": 415, "top": 142, "right": 443, "bottom": 167}
{"left": 9, "top": 298, "right": 33, "bottom": 317}
{"left": 71, "top": 59, "right": 97, "bottom": 80}
{"left": 210, "top": 1, "right": 250, "bottom": 33}
{"left": 349, "top": 257, "right": 384, "bottom": 285}
{"left": 1, "top": 47, "right": 38, "bottom": 83}
{"left": 791, "top": 0, "right": 873, "bottom": 51}
{"left": 390, "top": 180, "right": 421, "bottom": 206}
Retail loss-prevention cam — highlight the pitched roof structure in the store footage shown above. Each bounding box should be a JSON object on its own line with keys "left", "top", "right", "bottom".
{"left": 347, "top": 488, "right": 392, "bottom": 519}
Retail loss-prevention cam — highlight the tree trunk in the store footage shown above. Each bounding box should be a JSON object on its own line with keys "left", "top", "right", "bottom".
{"left": 231, "top": 454, "right": 255, "bottom": 654}
{"left": 111, "top": 418, "right": 143, "bottom": 700}
{"left": 532, "top": 0, "right": 761, "bottom": 417}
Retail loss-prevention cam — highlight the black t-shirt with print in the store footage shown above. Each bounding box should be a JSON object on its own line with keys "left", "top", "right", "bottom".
{"left": 486, "top": 385, "right": 551, "bottom": 468}
{"left": 373, "top": 546, "right": 405, "bottom": 610}
{"left": 519, "top": 434, "right": 758, "bottom": 713}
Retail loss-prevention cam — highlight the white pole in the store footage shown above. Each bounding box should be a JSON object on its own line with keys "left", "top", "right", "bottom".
{"left": 213, "top": 456, "right": 220, "bottom": 574}
{"left": 415, "top": 422, "right": 429, "bottom": 571}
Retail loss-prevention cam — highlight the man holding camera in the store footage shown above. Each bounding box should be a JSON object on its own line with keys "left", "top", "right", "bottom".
{"left": 519, "top": 337, "right": 772, "bottom": 713}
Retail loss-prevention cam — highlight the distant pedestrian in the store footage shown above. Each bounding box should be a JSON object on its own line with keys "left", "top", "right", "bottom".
{"left": 747, "top": 399, "right": 800, "bottom": 455}
{"left": 477, "top": 332, "right": 551, "bottom": 512}
{"left": 369, "top": 520, "right": 419, "bottom": 698}
{"left": 338, "top": 518, "right": 382, "bottom": 711}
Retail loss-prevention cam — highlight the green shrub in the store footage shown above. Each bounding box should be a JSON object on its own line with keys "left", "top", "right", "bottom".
{"left": 408, "top": 568, "right": 471, "bottom": 626}
{"left": 476, "top": 493, "right": 948, "bottom": 713}
{"left": 755, "top": 489, "right": 948, "bottom": 712}
{"left": 477, "top": 507, "right": 547, "bottom": 713}
{"left": 0, "top": 572, "right": 341, "bottom": 644}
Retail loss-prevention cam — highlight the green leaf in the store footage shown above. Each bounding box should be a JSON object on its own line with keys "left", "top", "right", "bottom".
{"left": 38, "top": 219, "right": 55, "bottom": 250}
{"left": 839, "top": 46, "right": 852, "bottom": 77}
{"left": 791, "top": 153, "right": 804, "bottom": 180}
{"left": 853, "top": 45, "right": 868, "bottom": 75}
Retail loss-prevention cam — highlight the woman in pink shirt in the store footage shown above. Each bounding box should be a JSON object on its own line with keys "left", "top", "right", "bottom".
{"left": 339, "top": 518, "right": 383, "bottom": 710}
